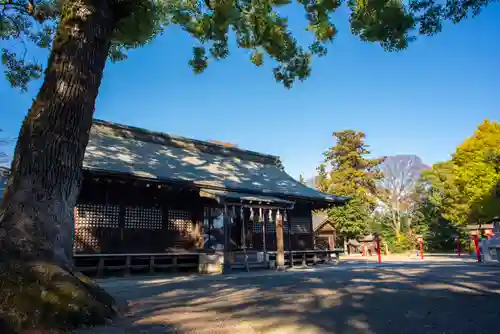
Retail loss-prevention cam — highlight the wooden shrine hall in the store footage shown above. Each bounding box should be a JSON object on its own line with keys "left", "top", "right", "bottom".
{"left": 73, "top": 119, "right": 347, "bottom": 275}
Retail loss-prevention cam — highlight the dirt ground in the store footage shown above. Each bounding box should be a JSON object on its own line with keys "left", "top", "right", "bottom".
{"left": 76, "top": 256, "right": 500, "bottom": 333}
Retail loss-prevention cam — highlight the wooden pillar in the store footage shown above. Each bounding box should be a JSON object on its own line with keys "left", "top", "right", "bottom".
{"left": 276, "top": 209, "right": 285, "bottom": 269}
{"left": 191, "top": 204, "right": 204, "bottom": 249}
{"left": 118, "top": 204, "right": 126, "bottom": 253}
{"left": 241, "top": 206, "right": 246, "bottom": 249}
{"left": 288, "top": 211, "right": 293, "bottom": 266}
{"left": 201, "top": 208, "right": 208, "bottom": 249}
{"left": 328, "top": 235, "right": 335, "bottom": 250}
{"left": 149, "top": 256, "right": 155, "bottom": 274}
{"left": 222, "top": 205, "right": 231, "bottom": 273}
{"left": 262, "top": 208, "right": 266, "bottom": 253}
{"left": 161, "top": 205, "right": 170, "bottom": 249}
{"left": 286, "top": 210, "right": 291, "bottom": 266}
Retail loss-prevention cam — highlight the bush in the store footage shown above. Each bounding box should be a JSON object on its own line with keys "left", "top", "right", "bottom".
{"left": 388, "top": 234, "right": 413, "bottom": 253}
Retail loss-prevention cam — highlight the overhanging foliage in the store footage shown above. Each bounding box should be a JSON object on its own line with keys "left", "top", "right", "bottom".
{"left": 1, "top": 0, "right": 495, "bottom": 91}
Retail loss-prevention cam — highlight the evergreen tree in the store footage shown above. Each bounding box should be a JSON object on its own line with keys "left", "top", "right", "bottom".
{"left": 317, "top": 130, "right": 384, "bottom": 238}
{"left": 410, "top": 184, "right": 461, "bottom": 252}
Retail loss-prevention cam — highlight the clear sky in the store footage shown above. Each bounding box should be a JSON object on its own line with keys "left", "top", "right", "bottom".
{"left": 1, "top": 4, "right": 499, "bottom": 179}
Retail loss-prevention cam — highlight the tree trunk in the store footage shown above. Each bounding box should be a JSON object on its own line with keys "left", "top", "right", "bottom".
{"left": 0, "top": 0, "right": 120, "bottom": 331}
{"left": 222, "top": 208, "right": 232, "bottom": 273}
{"left": 0, "top": 0, "right": 116, "bottom": 267}
{"left": 383, "top": 240, "right": 390, "bottom": 255}
{"left": 392, "top": 208, "right": 400, "bottom": 236}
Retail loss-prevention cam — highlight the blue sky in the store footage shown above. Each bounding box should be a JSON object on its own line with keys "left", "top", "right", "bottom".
{"left": 1, "top": 4, "right": 499, "bottom": 179}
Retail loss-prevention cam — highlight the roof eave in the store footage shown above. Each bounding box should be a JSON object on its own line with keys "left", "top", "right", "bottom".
{"left": 309, "top": 195, "right": 350, "bottom": 206}
{"left": 83, "top": 168, "right": 350, "bottom": 204}
{"left": 313, "top": 219, "right": 332, "bottom": 233}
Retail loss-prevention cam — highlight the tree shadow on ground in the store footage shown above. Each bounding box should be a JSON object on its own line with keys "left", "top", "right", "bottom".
{"left": 81, "top": 262, "right": 500, "bottom": 333}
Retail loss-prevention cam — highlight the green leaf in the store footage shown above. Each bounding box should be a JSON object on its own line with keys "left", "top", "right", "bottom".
{"left": 1, "top": 0, "right": 495, "bottom": 91}
{"left": 189, "top": 46, "right": 208, "bottom": 73}
{"left": 1, "top": 48, "right": 42, "bottom": 92}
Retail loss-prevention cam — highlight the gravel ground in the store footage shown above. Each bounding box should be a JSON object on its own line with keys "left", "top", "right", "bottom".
{"left": 76, "top": 258, "right": 500, "bottom": 334}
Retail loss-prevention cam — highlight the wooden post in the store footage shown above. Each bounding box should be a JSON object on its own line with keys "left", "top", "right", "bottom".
{"left": 376, "top": 233, "right": 382, "bottom": 263}
{"left": 192, "top": 205, "right": 204, "bottom": 249}
{"left": 172, "top": 255, "right": 178, "bottom": 272}
{"left": 276, "top": 209, "right": 285, "bottom": 270}
{"left": 418, "top": 237, "right": 424, "bottom": 260}
{"left": 287, "top": 211, "right": 293, "bottom": 267}
{"left": 241, "top": 207, "right": 246, "bottom": 249}
{"left": 97, "top": 257, "right": 104, "bottom": 277}
{"left": 149, "top": 255, "right": 155, "bottom": 274}
{"left": 474, "top": 234, "right": 481, "bottom": 262}
{"left": 125, "top": 255, "right": 131, "bottom": 276}
{"left": 262, "top": 208, "right": 267, "bottom": 265}
{"left": 241, "top": 205, "right": 249, "bottom": 272}
{"left": 222, "top": 205, "right": 231, "bottom": 274}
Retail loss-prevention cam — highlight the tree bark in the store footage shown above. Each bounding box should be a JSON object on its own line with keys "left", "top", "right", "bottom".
{"left": 0, "top": 1, "right": 121, "bottom": 330}
{"left": 392, "top": 208, "right": 400, "bottom": 236}
{"left": 0, "top": 0, "right": 117, "bottom": 268}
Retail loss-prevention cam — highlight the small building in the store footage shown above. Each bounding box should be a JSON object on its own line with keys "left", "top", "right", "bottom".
{"left": 467, "top": 217, "right": 500, "bottom": 239}
{"left": 312, "top": 212, "right": 338, "bottom": 250}
{"left": 73, "top": 120, "right": 347, "bottom": 273}
{"left": 466, "top": 223, "right": 495, "bottom": 239}
{"left": 312, "top": 212, "right": 376, "bottom": 255}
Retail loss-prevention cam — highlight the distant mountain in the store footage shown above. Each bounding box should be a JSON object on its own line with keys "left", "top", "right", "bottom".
{"left": 381, "top": 155, "right": 431, "bottom": 181}
{"left": 301, "top": 154, "right": 430, "bottom": 192}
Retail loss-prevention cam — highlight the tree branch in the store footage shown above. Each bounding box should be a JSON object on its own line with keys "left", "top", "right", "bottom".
{"left": 1, "top": 0, "right": 35, "bottom": 17}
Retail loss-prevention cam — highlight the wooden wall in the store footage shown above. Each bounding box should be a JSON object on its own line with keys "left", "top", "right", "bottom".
{"left": 74, "top": 176, "right": 205, "bottom": 254}
{"left": 74, "top": 174, "right": 316, "bottom": 254}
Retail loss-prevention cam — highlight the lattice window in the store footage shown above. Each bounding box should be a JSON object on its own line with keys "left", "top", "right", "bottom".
{"left": 73, "top": 229, "right": 99, "bottom": 252}
{"left": 75, "top": 204, "right": 120, "bottom": 228}
{"left": 265, "top": 217, "right": 276, "bottom": 233}
{"left": 125, "top": 207, "right": 163, "bottom": 229}
{"left": 262, "top": 221, "right": 291, "bottom": 233}
{"left": 252, "top": 221, "right": 263, "bottom": 233}
{"left": 168, "top": 210, "right": 193, "bottom": 232}
{"left": 291, "top": 217, "right": 311, "bottom": 233}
